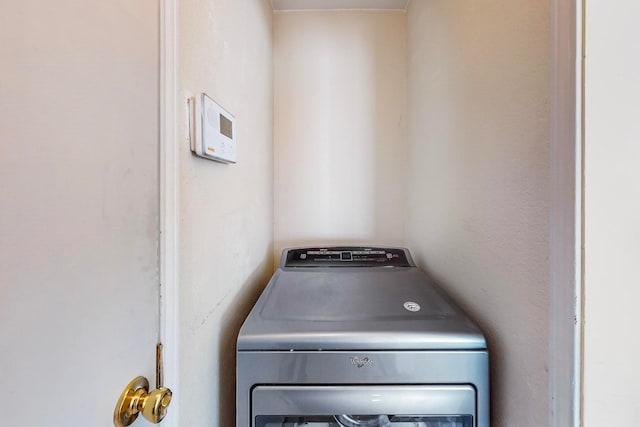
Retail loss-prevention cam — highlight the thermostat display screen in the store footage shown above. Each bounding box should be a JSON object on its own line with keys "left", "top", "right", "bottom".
{"left": 220, "top": 114, "right": 233, "bottom": 139}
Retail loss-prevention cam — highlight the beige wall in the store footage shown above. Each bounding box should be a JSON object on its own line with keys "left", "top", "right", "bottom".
{"left": 406, "top": 1, "right": 550, "bottom": 426}
{"left": 178, "top": 0, "right": 273, "bottom": 425}
{"left": 273, "top": 11, "right": 407, "bottom": 262}
{"left": 583, "top": 1, "right": 640, "bottom": 424}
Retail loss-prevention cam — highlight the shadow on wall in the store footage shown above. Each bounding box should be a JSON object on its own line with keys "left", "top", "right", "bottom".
{"left": 216, "top": 252, "right": 274, "bottom": 427}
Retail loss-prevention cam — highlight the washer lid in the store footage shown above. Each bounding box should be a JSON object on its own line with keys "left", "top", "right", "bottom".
{"left": 238, "top": 248, "right": 486, "bottom": 351}
{"left": 260, "top": 269, "right": 456, "bottom": 322}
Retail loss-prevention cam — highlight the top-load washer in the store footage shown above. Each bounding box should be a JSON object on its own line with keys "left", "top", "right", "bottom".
{"left": 237, "top": 246, "right": 489, "bottom": 427}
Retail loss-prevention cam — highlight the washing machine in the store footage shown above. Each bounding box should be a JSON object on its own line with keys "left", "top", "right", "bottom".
{"left": 236, "top": 246, "right": 489, "bottom": 427}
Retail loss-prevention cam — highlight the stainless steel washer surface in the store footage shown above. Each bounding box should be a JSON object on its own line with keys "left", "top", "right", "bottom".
{"left": 236, "top": 247, "right": 489, "bottom": 427}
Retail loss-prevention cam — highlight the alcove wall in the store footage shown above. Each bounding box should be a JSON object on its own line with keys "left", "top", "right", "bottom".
{"left": 274, "top": 10, "right": 408, "bottom": 261}
{"left": 405, "top": 1, "right": 550, "bottom": 426}
{"left": 273, "top": 3, "right": 550, "bottom": 426}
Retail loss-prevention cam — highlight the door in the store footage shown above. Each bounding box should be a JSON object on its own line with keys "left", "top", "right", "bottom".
{"left": 0, "top": 1, "right": 162, "bottom": 425}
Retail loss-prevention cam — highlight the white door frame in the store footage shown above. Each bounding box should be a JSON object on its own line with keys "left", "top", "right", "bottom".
{"left": 549, "top": 0, "right": 583, "bottom": 426}
{"left": 160, "top": 0, "right": 179, "bottom": 425}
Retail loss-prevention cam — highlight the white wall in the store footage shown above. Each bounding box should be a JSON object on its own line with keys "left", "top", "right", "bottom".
{"left": 405, "top": 1, "right": 550, "bottom": 426}
{"left": 583, "top": 1, "right": 640, "bottom": 424}
{"left": 178, "top": 1, "right": 273, "bottom": 425}
{"left": 273, "top": 11, "right": 407, "bottom": 262}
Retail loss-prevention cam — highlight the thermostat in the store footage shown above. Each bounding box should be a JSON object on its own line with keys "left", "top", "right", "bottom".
{"left": 191, "top": 93, "right": 236, "bottom": 164}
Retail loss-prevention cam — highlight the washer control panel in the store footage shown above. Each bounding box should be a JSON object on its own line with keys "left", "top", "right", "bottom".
{"left": 284, "top": 247, "right": 410, "bottom": 267}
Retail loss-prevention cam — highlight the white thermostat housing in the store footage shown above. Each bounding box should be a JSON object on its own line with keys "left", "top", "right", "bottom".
{"left": 191, "top": 93, "right": 236, "bottom": 164}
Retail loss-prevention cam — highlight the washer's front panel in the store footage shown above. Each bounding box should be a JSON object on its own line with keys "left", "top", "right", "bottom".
{"left": 256, "top": 415, "right": 472, "bottom": 427}
{"left": 237, "top": 351, "right": 489, "bottom": 427}
{"left": 252, "top": 385, "right": 475, "bottom": 427}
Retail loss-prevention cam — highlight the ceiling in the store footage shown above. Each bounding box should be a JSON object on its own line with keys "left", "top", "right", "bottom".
{"left": 271, "top": 0, "right": 410, "bottom": 10}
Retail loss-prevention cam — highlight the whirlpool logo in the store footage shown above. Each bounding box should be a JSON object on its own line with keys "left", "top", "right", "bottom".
{"left": 349, "top": 357, "right": 374, "bottom": 368}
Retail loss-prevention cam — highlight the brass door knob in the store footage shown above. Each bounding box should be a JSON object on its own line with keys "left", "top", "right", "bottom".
{"left": 114, "top": 376, "right": 172, "bottom": 426}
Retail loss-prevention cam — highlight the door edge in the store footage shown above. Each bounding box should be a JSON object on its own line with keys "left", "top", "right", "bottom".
{"left": 160, "top": 0, "right": 180, "bottom": 425}
{"left": 549, "top": 0, "right": 583, "bottom": 426}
